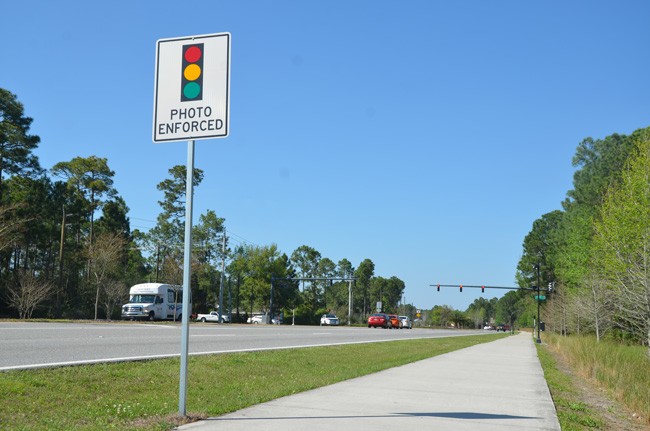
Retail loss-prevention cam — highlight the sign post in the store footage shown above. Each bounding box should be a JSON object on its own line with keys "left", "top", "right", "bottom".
{"left": 178, "top": 139, "right": 194, "bottom": 416}
{"left": 153, "top": 32, "right": 230, "bottom": 417}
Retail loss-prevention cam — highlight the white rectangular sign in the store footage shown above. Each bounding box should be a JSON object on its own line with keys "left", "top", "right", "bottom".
{"left": 153, "top": 32, "right": 230, "bottom": 142}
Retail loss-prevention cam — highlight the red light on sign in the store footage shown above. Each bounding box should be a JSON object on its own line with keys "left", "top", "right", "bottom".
{"left": 184, "top": 46, "right": 202, "bottom": 63}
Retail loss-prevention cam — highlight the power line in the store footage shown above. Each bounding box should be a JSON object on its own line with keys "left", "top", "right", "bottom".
{"left": 129, "top": 213, "right": 262, "bottom": 250}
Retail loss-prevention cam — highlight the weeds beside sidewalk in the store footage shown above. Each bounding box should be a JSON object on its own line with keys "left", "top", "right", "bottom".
{"left": 538, "top": 333, "right": 650, "bottom": 430}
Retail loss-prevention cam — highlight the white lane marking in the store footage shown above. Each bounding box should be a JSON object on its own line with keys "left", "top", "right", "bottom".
{"left": 0, "top": 334, "right": 470, "bottom": 372}
{"left": 191, "top": 334, "right": 236, "bottom": 337}
{"left": 0, "top": 324, "right": 177, "bottom": 330}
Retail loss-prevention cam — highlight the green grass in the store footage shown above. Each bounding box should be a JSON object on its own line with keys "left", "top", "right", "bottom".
{"left": 538, "top": 333, "right": 650, "bottom": 429}
{"left": 0, "top": 333, "right": 506, "bottom": 431}
{"left": 544, "top": 333, "right": 650, "bottom": 425}
{"left": 536, "top": 342, "right": 605, "bottom": 430}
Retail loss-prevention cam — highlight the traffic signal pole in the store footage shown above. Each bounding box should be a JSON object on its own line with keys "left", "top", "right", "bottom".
{"left": 433, "top": 279, "right": 552, "bottom": 343}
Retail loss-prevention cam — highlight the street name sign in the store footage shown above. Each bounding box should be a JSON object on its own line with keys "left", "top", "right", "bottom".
{"left": 153, "top": 32, "right": 230, "bottom": 142}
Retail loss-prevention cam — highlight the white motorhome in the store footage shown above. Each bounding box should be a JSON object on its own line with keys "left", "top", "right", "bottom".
{"left": 121, "top": 283, "right": 183, "bottom": 321}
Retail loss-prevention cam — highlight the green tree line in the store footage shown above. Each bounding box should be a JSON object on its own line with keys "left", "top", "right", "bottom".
{"left": 515, "top": 126, "right": 650, "bottom": 351}
{"left": 416, "top": 293, "right": 531, "bottom": 331}
{"left": 0, "top": 88, "right": 405, "bottom": 323}
{"left": 415, "top": 126, "right": 650, "bottom": 346}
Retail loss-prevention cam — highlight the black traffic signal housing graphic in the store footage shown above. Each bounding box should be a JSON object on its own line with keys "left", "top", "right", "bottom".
{"left": 181, "top": 43, "right": 204, "bottom": 101}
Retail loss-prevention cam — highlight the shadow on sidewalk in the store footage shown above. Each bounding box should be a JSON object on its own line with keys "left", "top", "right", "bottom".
{"left": 203, "top": 411, "right": 540, "bottom": 422}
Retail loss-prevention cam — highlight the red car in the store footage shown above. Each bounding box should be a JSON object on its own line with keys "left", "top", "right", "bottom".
{"left": 368, "top": 313, "right": 391, "bottom": 328}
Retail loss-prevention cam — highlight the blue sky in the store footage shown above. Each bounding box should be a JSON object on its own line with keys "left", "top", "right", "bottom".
{"left": 3, "top": 1, "right": 649, "bottom": 311}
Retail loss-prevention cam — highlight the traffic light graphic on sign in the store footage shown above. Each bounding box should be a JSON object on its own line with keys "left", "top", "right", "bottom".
{"left": 181, "top": 43, "right": 204, "bottom": 101}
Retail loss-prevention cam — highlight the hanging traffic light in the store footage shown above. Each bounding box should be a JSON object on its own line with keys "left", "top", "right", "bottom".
{"left": 437, "top": 284, "right": 440, "bottom": 292}
{"left": 459, "top": 284, "right": 463, "bottom": 292}
{"left": 181, "top": 43, "right": 204, "bottom": 101}
{"left": 481, "top": 285, "right": 485, "bottom": 293}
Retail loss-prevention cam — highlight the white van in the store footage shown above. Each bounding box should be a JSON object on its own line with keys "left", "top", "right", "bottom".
{"left": 121, "top": 283, "right": 183, "bottom": 321}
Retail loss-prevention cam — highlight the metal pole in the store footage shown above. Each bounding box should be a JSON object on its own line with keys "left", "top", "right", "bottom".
{"left": 228, "top": 276, "right": 232, "bottom": 323}
{"left": 348, "top": 280, "right": 352, "bottom": 326}
{"left": 179, "top": 140, "right": 195, "bottom": 417}
{"left": 269, "top": 277, "right": 274, "bottom": 324}
{"left": 536, "top": 264, "right": 542, "bottom": 344}
{"left": 59, "top": 207, "right": 66, "bottom": 280}
{"left": 218, "top": 228, "right": 226, "bottom": 322}
{"left": 155, "top": 242, "right": 160, "bottom": 283}
{"left": 57, "top": 206, "right": 66, "bottom": 318}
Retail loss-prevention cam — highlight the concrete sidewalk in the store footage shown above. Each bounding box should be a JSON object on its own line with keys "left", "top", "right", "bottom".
{"left": 177, "top": 332, "right": 560, "bottom": 431}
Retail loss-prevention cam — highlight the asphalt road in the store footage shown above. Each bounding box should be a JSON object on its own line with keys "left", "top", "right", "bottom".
{"left": 0, "top": 321, "right": 487, "bottom": 371}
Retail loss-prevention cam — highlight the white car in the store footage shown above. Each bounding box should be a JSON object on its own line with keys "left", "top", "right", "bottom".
{"left": 196, "top": 311, "right": 229, "bottom": 323}
{"left": 248, "top": 315, "right": 265, "bottom": 324}
{"left": 320, "top": 314, "right": 339, "bottom": 326}
{"left": 399, "top": 315, "right": 412, "bottom": 329}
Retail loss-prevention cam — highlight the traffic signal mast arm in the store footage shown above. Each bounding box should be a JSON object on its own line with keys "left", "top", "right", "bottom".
{"left": 432, "top": 284, "right": 553, "bottom": 292}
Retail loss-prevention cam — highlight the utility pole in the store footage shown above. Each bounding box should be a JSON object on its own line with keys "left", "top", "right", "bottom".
{"left": 57, "top": 206, "right": 67, "bottom": 318}
{"left": 535, "top": 263, "right": 542, "bottom": 344}
{"left": 218, "top": 228, "right": 226, "bottom": 323}
{"left": 348, "top": 279, "right": 353, "bottom": 326}
{"left": 270, "top": 277, "right": 274, "bottom": 323}
{"left": 228, "top": 276, "right": 232, "bottom": 323}
{"left": 155, "top": 242, "right": 160, "bottom": 283}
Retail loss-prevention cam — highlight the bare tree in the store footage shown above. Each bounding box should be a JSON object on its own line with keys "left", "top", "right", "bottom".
{"left": 88, "top": 232, "right": 126, "bottom": 320}
{"left": 102, "top": 280, "right": 127, "bottom": 320}
{"left": 0, "top": 203, "right": 26, "bottom": 253}
{"left": 6, "top": 271, "right": 54, "bottom": 319}
{"left": 160, "top": 250, "right": 184, "bottom": 285}
{"left": 587, "top": 273, "right": 614, "bottom": 342}
{"left": 614, "top": 250, "right": 650, "bottom": 351}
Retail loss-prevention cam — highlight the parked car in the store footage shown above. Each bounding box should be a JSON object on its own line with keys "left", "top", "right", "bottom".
{"left": 388, "top": 314, "right": 402, "bottom": 329}
{"left": 248, "top": 314, "right": 265, "bottom": 324}
{"left": 320, "top": 314, "right": 339, "bottom": 326}
{"left": 368, "top": 313, "right": 391, "bottom": 328}
{"left": 399, "top": 315, "right": 412, "bottom": 329}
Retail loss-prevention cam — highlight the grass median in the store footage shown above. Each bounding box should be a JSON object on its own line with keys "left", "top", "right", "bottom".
{"left": 0, "top": 332, "right": 506, "bottom": 431}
